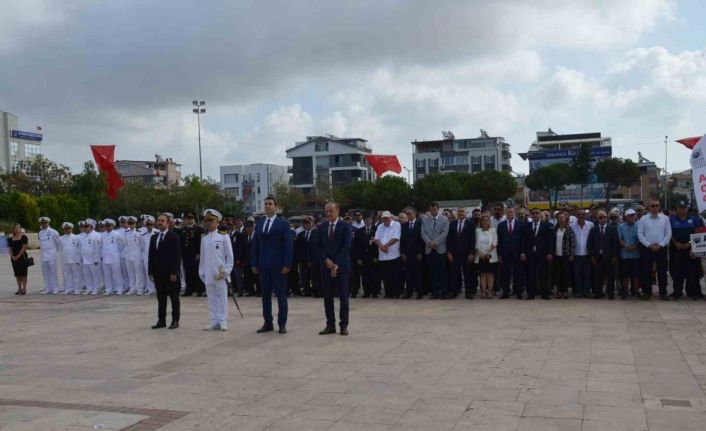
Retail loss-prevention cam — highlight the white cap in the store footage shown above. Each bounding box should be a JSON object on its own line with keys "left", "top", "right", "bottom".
{"left": 381, "top": 211, "right": 393, "bottom": 218}
{"left": 203, "top": 208, "right": 223, "bottom": 222}
{"left": 610, "top": 207, "right": 621, "bottom": 215}
{"left": 78, "top": 220, "right": 86, "bottom": 227}
{"left": 175, "top": 218, "right": 183, "bottom": 224}
{"left": 144, "top": 215, "right": 155, "bottom": 224}
{"left": 61, "top": 222, "right": 74, "bottom": 229}
{"left": 103, "top": 218, "right": 116, "bottom": 226}
{"left": 38, "top": 216, "right": 50, "bottom": 223}
{"left": 85, "top": 218, "right": 97, "bottom": 227}
{"left": 127, "top": 216, "right": 137, "bottom": 223}
{"left": 625, "top": 209, "right": 636, "bottom": 216}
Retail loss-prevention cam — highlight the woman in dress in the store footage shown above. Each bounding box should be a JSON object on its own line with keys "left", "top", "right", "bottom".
{"left": 475, "top": 213, "right": 498, "bottom": 299}
{"left": 8, "top": 223, "right": 29, "bottom": 295}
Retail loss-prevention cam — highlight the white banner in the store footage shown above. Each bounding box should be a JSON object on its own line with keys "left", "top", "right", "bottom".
{"left": 690, "top": 134, "right": 706, "bottom": 213}
{"left": 690, "top": 233, "right": 706, "bottom": 257}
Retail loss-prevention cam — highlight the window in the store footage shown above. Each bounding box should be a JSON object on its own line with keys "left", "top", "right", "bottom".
{"left": 224, "top": 187, "right": 240, "bottom": 198}
{"left": 428, "top": 159, "right": 439, "bottom": 167}
{"left": 415, "top": 158, "right": 426, "bottom": 168}
{"left": 316, "top": 156, "right": 329, "bottom": 169}
{"left": 118, "top": 164, "right": 130, "bottom": 175}
{"left": 223, "top": 173, "right": 239, "bottom": 183}
{"left": 471, "top": 156, "right": 482, "bottom": 172}
{"left": 315, "top": 141, "right": 329, "bottom": 152}
{"left": 9, "top": 141, "right": 18, "bottom": 157}
{"left": 24, "top": 143, "right": 41, "bottom": 157}
{"left": 484, "top": 155, "right": 496, "bottom": 167}
{"left": 256, "top": 173, "right": 261, "bottom": 182}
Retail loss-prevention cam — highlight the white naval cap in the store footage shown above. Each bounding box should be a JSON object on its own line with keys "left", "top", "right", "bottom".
{"left": 78, "top": 220, "right": 86, "bottom": 226}
{"left": 381, "top": 211, "right": 393, "bottom": 218}
{"left": 127, "top": 216, "right": 138, "bottom": 223}
{"left": 103, "top": 218, "right": 116, "bottom": 226}
{"left": 143, "top": 215, "right": 155, "bottom": 224}
{"left": 85, "top": 218, "right": 97, "bottom": 227}
{"left": 118, "top": 216, "right": 128, "bottom": 222}
{"left": 38, "top": 216, "right": 51, "bottom": 223}
{"left": 625, "top": 209, "right": 636, "bottom": 216}
{"left": 162, "top": 212, "right": 174, "bottom": 219}
{"left": 62, "top": 222, "right": 74, "bottom": 229}
{"left": 203, "top": 208, "right": 223, "bottom": 222}
{"left": 175, "top": 218, "right": 183, "bottom": 224}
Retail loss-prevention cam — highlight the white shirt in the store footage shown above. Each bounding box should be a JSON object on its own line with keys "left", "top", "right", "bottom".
{"left": 199, "top": 229, "right": 234, "bottom": 285}
{"left": 475, "top": 228, "right": 498, "bottom": 263}
{"left": 123, "top": 228, "right": 143, "bottom": 261}
{"left": 60, "top": 233, "right": 81, "bottom": 264}
{"left": 101, "top": 230, "right": 124, "bottom": 264}
{"left": 570, "top": 221, "right": 594, "bottom": 256}
{"left": 262, "top": 215, "right": 277, "bottom": 234}
{"left": 79, "top": 230, "right": 102, "bottom": 264}
{"left": 38, "top": 227, "right": 61, "bottom": 261}
{"left": 490, "top": 215, "right": 506, "bottom": 229}
{"left": 555, "top": 228, "right": 565, "bottom": 257}
{"left": 374, "top": 220, "right": 401, "bottom": 261}
{"left": 142, "top": 228, "right": 156, "bottom": 260}
{"left": 638, "top": 213, "right": 672, "bottom": 248}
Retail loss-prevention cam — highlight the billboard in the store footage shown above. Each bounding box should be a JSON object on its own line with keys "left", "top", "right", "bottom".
{"left": 11, "top": 130, "right": 43, "bottom": 141}
{"left": 527, "top": 146, "right": 611, "bottom": 174}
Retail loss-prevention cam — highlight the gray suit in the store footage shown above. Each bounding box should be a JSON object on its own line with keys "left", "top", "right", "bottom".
{"left": 421, "top": 214, "right": 449, "bottom": 297}
{"left": 421, "top": 215, "right": 449, "bottom": 254}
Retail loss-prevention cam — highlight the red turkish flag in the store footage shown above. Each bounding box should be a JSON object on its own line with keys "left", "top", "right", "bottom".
{"left": 90, "top": 145, "right": 124, "bottom": 200}
{"left": 365, "top": 155, "right": 402, "bottom": 176}
{"left": 677, "top": 136, "right": 701, "bottom": 149}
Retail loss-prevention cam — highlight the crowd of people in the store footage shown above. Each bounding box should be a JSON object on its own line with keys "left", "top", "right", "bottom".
{"left": 9, "top": 195, "right": 705, "bottom": 335}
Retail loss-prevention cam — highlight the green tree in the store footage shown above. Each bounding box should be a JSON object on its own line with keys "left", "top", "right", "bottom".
{"left": 467, "top": 171, "right": 517, "bottom": 207}
{"left": 412, "top": 173, "right": 467, "bottom": 209}
{"left": 273, "top": 182, "right": 307, "bottom": 216}
{"left": 0, "top": 156, "right": 74, "bottom": 196}
{"left": 333, "top": 181, "right": 375, "bottom": 211}
{"left": 367, "top": 176, "right": 412, "bottom": 213}
{"left": 570, "top": 143, "right": 593, "bottom": 206}
{"left": 525, "top": 164, "right": 574, "bottom": 209}
{"left": 594, "top": 158, "right": 641, "bottom": 203}
{"left": 70, "top": 162, "right": 109, "bottom": 217}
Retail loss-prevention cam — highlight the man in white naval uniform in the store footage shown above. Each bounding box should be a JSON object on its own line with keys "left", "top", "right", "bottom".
{"left": 142, "top": 216, "right": 157, "bottom": 295}
{"left": 118, "top": 216, "right": 132, "bottom": 293}
{"left": 124, "top": 216, "right": 145, "bottom": 295}
{"left": 60, "top": 222, "right": 82, "bottom": 294}
{"left": 101, "top": 219, "right": 125, "bottom": 295}
{"left": 198, "top": 209, "right": 234, "bottom": 331}
{"left": 38, "top": 216, "right": 62, "bottom": 294}
{"left": 80, "top": 219, "right": 102, "bottom": 294}
{"left": 75, "top": 221, "right": 87, "bottom": 292}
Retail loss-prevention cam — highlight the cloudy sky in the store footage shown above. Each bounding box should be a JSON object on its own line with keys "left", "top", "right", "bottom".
{"left": 2, "top": 0, "right": 705, "bottom": 179}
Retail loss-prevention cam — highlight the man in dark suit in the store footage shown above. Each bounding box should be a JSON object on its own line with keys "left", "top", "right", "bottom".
{"left": 179, "top": 212, "right": 203, "bottom": 297}
{"left": 251, "top": 196, "right": 293, "bottom": 334}
{"left": 316, "top": 201, "right": 353, "bottom": 336}
{"left": 588, "top": 210, "right": 619, "bottom": 299}
{"left": 497, "top": 207, "right": 526, "bottom": 299}
{"left": 522, "top": 208, "right": 554, "bottom": 300}
{"left": 401, "top": 207, "right": 425, "bottom": 299}
{"left": 229, "top": 222, "right": 247, "bottom": 296}
{"left": 148, "top": 213, "right": 182, "bottom": 329}
{"left": 446, "top": 207, "right": 476, "bottom": 299}
{"left": 242, "top": 221, "right": 259, "bottom": 296}
{"left": 295, "top": 217, "right": 316, "bottom": 297}
{"left": 353, "top": 216, "right": 378, "bottom": 298}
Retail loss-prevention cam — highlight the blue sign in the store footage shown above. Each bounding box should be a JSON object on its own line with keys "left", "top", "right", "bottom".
{"left": 526, "top": 146, "right": 611, "bottom": 160}
{"left": 11, "top": 130, "right": 43, "bottom": 141}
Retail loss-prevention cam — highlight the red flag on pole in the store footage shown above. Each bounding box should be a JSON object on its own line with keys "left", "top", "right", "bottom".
{"left": 677, "top": 136, "right": 701, "bottom": 149}
{"left": 90, "top": 145, "right": 124, "bottom": 200}
{"left": 364, "top": 155, "right": 402, "bottom": 176}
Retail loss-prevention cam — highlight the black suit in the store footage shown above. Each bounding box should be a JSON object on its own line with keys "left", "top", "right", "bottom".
{"left": 446, "top": 218, "right": 476, "bottom": 298}
{"left": 242, "top": 232, "right": 259, "bottom": 295}
{"left": 401, "top": 219, "right": 424, "bottom": 297}
{"left": 295, "top": 229, "right": 318, "bottom": 296}
{"left": 522, "top": 221, "right": 554, "bottom": 299}
{"left": 353, "top": 225, "right": 378, "bottom": 297}
{"left": 148, "top": 230, "right": 182, "bottom": 324}
{"left": 230, "top": 230, "right": 246, "bottom": 294}
{"left": 588, "top": 223, "right": 619, "bottom": 298}
{"left": 497, "top": 219, "right": 526, "bottom": 298}
{"left": 315, "top": 220, "right": 353, "bottom": 329}
{"left": 179, "top": 224, "right": 203, "bottom": 296}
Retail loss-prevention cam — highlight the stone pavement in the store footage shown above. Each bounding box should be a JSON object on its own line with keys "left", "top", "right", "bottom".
{"left": 1, "top": 251, "right": 706, "bottom": 430}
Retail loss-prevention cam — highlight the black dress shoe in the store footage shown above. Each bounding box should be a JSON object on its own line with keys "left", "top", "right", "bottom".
{"left": 541, "top": 295, "right": 551, "bottom": 300}
{"left": 278, "top": 327, "right": 287, "bottom": 334}
{"left": 499, "top": 294, "right": 509, "bottom": 299}
{"left": 257, "top": 325, "right": 274, "bottom": 333}
{"left": 430, "top": 294, "right": 439, "bottom": 299}
{"left": 180, "top": 293, "right": 192, "bottom": 297}
{"left": 371, "top": 294, "right": 378, "bottom": 298}
{"left": 340, "top": 328, "right": 348, "bottom": 336}
{"left": 362, "top": 294, "right": 370, "bottom": 298}
{"left": 169, "top": 321, "right": 179, "bottom": 329}
{"left": 319, "top": 326, "right": 337, "bottom": 335}
{"left": 151, "top": 322, "right": 166, "bottom": 329}
{"left": 416, "top": 294, "right": 423, "bottom": 300}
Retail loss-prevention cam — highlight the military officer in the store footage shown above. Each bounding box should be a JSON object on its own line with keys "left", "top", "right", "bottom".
{"left": 75, "top": 220, "right": 87, "bottom": 292}
{"left": 199, "top": 209, "right": 234, "bottom": 331}
{"left": 124, "top": 216, "right": 145, "bottom": 295}
{"left": 102, "top": 219, "right": 125, "bottom": 295}
{"left": 38, "top": 216, "right": 62, "bottom": 294}
{"left": 180, "top": 212, "right": 204, "bottom": 297}
{"left": 80, "top": 219, "right": 102, "bottom": 295}
{"left": 60, "top": 222, "right": 81, "bottom": 294}
{"left": 142, "top": 216, "right": 157, "bottom": 295}
{"left": 117, "top": 216, "right": 132, "bottom": 292}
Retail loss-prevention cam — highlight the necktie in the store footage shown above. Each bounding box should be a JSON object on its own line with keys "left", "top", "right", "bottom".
{"left": 156, "top": 232, "right": 163, "bottom": 249}
{"left": 366, "top": 227, "right": 370, "bottom": 236}
{"left": 601, "top": 225, "right": 605, "bottom": 236}
{"left": 264, "top": 218, "right": 271, "bottom": 234}
{"left": 534, "top": 223, "right": 538, "bottom": 236}
{"left": 433, "top": 217, "right": 437, "bottom": 231}
{"left": 508, "top": 220, "right": 513, "bottom": 235}
{"left": 410, "top": 221, "right": 414, "bottom": 231}
{"left": 305, "top": 230, "right": 310, "bottom": 241}
{"left": 328, "top": 223, "right": 335, "bottom": 239}
{"left": 459, "top": 220, "right": 464, "bottom": 233}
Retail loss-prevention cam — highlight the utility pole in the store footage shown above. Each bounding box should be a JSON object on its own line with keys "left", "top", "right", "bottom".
{"left": 664, "top": 135, "right": 668, "bottom": 209}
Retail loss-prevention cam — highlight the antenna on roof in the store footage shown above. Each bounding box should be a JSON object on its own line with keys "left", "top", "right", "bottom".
{"left": 480, "top": 129, "right": 489, "bottom": 138}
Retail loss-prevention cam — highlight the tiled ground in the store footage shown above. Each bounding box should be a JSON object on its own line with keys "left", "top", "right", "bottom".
{"left": 1, "top": 251, "right": 706, "bottom": 430}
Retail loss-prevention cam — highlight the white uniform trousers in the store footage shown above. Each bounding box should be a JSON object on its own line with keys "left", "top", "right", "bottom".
{"left": 120, "top": 257, "right": 131, "bottom": 292}
{"left": 83, "top": 263, "right": 102, "bottom": 294}
{"left": 102, "top": 262, "right": 124, "bottom": 294}
{"left": 126, "top": 259, "right": 145, "bottom": 294}
{"left": 62, "top": 263, "right": 81, "bottom": 294}
{"left": 76, "top": 261, "right": 86, "bottom": 291}
{"left": 41, "top": 260, "right": 59, "bottom": 293}
{"left": 206, "top": 281, "right": 229, "bottom": 327}
{"left": 143, "top": 256, "right": 155, "bottom": 294}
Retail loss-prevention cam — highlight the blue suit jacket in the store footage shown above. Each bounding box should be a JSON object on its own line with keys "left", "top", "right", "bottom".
{"left": 316, "top": 219, "right": 352, "bottom": 270}
{"left": 250, "top": 217, "right": 293, "bottom": 270}
{"left": 496, "top": 219, "right": 525, "bottom": 257}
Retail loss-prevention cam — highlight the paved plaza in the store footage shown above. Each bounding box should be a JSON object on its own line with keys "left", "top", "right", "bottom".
{"left": 1, "top": 251, "right": 706, "bottom": 430}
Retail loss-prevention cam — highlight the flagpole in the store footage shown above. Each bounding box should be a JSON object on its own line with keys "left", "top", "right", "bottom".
{"left": 664, "top": 135, "right": 668, "bottom": 209}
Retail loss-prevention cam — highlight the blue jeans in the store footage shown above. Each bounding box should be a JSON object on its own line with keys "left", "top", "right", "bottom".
{"left": 260, "top": 268, "right": 288, "bottom": 327}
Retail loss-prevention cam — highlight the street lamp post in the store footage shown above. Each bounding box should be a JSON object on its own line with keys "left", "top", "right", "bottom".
{"left": 192, "top": 100, "right": 206, "bottom": 180}
{"left": 403, "top": 166, "right": 412, "bottom": 184}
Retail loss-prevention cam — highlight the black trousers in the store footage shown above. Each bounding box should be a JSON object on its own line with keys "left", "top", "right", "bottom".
{"left": 182, "top": 254, "right": 203, "bottom": 295}
{"left": 526, "top": 253, "right": 548, "bottom": 298}
{"left": 642, "top": 247, "right": 668, "bottom": 297}
{"left": 449, "top": 253, "right": 472, "bottom": 296}
{"left": 500, "top": 254, "right": 525, "bottom": 298}
{"left": 349, "top": 260, "right": 361, "bottom": 297}
{"left": 553, "top": 256, "right": 571, "bottom": 293}
{"left": 404, "top": 253, "right": 423, "bottom": 296}
{"left": 361, "top": 258, "right": 377, "bottom": 296}
{"left": 380, "top": 257, "right": 403, "bottom": 298}
{"left": 592, "top": 256, "right": 615, "bottom": 297}
{"left": 244, "top": 267, "right": 259, "bottom": 295}
{"left": 426, "top": 251, "right": 446, "bottom": 296}
{"left": 672, "top": 248, "right": 699, "bottom": 298}
{"left": 155, "top": 278, "right": 180, "bottom": 323}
